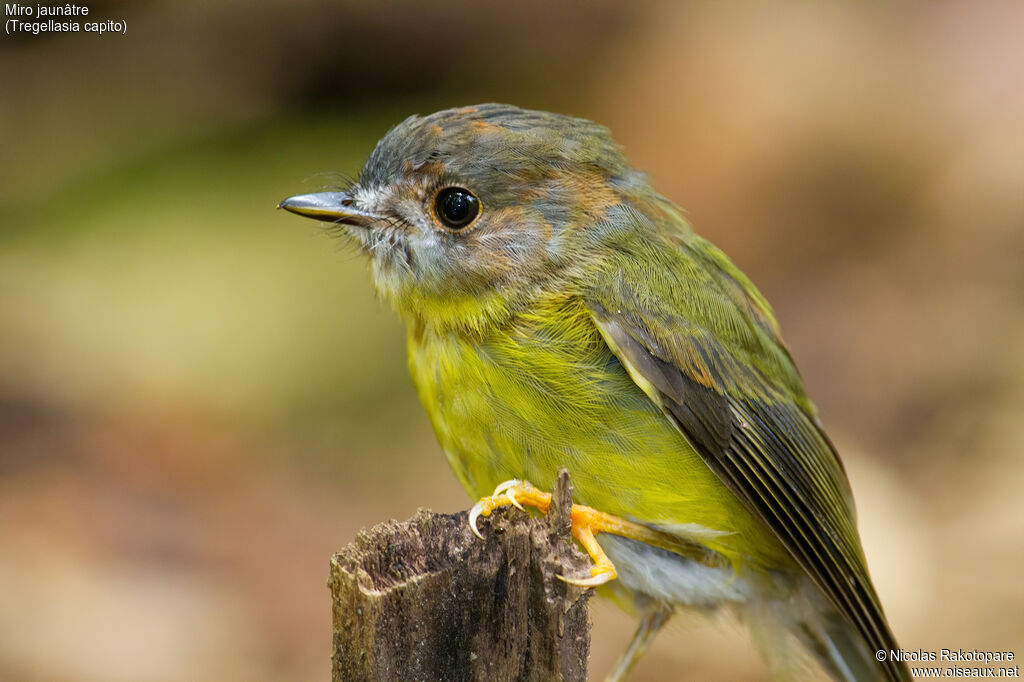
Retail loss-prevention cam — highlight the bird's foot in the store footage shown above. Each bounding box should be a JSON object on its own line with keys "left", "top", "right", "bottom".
{"left": 469, "top": 479, "right": 551, "bottom": 538}
{"left": 469, "top": 478, "right": 672, "bottom": 587}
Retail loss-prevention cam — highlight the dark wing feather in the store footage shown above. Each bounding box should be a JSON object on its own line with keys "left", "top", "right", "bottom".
{"left": 585, "top": 232, "right": 908, "bottom": 682}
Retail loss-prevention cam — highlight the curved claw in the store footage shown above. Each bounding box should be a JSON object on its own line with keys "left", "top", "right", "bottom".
{"left": 505, "top": 487, "right": 526, "bottom": 511}
{"left": 468, "top": 478, "right": 634, "bottom": 592}
{"left": 492, "top": 479, "right": 521, "bottom": 497}
{"left": 558, "top": 568, "right": 617, "bottom": 588}
{"left": 469, "top": 502, "right": 486, "bottom": 539}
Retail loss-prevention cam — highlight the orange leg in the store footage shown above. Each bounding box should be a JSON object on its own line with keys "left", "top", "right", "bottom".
{"left": 469, "top": 478, "right": 692, "bottom": 587}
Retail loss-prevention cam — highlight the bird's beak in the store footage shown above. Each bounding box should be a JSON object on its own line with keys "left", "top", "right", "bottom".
{"left": 277, "top": 191, "right": 381, "bottom": 226}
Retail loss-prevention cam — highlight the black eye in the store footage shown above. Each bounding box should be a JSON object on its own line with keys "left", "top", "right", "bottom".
{"left": 434, "top": 187, "right": 480, "bottom": 230}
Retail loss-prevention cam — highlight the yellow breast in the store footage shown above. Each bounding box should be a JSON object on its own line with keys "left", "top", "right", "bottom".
{"left": 407, "top": 293, "right": 790, "bottom": 569}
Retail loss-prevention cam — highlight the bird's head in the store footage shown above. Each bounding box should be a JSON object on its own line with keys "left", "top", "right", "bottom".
{"left": 280, "top": 104, "right": 657, "bottom": 332}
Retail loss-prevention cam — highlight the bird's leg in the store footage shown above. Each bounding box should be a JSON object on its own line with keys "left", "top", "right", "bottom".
{"left": 605, "top": 606, "right": 673, "bottom": 682}
{"left": 470, "top": 478, "right": 618, "bottom": 585}
{"left": 470, "top": 479, "right": 709, "bottom": 587}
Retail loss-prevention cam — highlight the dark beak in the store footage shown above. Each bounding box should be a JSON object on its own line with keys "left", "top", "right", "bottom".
{"left": 277, "top": 191, "right": 380, "bottom": 226}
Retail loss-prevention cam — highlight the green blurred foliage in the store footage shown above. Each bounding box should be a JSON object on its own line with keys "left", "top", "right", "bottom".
{"left": 1, "top": 113, "right": 413, "bottom": 430}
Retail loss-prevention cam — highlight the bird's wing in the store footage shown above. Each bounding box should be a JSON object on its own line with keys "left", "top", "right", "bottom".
{"left": 584, "top": 228, "right": 906, "bottom": 681}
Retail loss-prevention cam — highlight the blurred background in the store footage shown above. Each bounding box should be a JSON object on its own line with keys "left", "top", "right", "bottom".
{"left": 2, "top": 1, "right": 1022, "bottom": 680}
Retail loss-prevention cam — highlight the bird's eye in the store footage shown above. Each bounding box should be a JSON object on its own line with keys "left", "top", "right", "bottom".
{"left": 434, "top": 187, "right": 480, "bottom": 230}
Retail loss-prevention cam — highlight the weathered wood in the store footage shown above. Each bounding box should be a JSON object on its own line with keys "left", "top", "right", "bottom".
{"left": 329, "top": 469, "right": 593, "bottom": 682}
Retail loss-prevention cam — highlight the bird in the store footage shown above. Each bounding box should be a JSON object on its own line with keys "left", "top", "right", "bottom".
{"left": 279, "top": 103, "right": 910, "bottom": 681}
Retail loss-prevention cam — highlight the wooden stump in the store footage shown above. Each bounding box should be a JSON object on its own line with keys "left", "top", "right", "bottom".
{"left": 328, "top": 469, "right": 593, "bottom": 682}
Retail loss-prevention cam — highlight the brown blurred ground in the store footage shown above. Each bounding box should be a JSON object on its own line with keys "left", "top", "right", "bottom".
{"left": 1, "top": 2, "right": 1022, "bottom": 680}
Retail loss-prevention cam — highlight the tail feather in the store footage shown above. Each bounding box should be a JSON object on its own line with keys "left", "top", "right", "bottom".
{"left": 797, "top": 605, "right": 911, "bottom": 682}
{"left": 746, "top": 582, "right": 910, "bottom": 682}
{"left": 800, "top": 615, "right": 882, "bottom": 682}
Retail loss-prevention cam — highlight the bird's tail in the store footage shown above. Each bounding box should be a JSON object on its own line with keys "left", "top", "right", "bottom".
{"left": 748, "top": 585, "right": 910, "bottom": 681}
{"left": 798, "top": 611, "right": 887, "bottom": 682}
{"left": 796, "top": 600, "right": 914, "bottom": 682}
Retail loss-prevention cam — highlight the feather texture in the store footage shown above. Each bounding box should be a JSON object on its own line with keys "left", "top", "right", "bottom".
{"left": 585, "top": 225, "right": 908, "bottom": 682}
